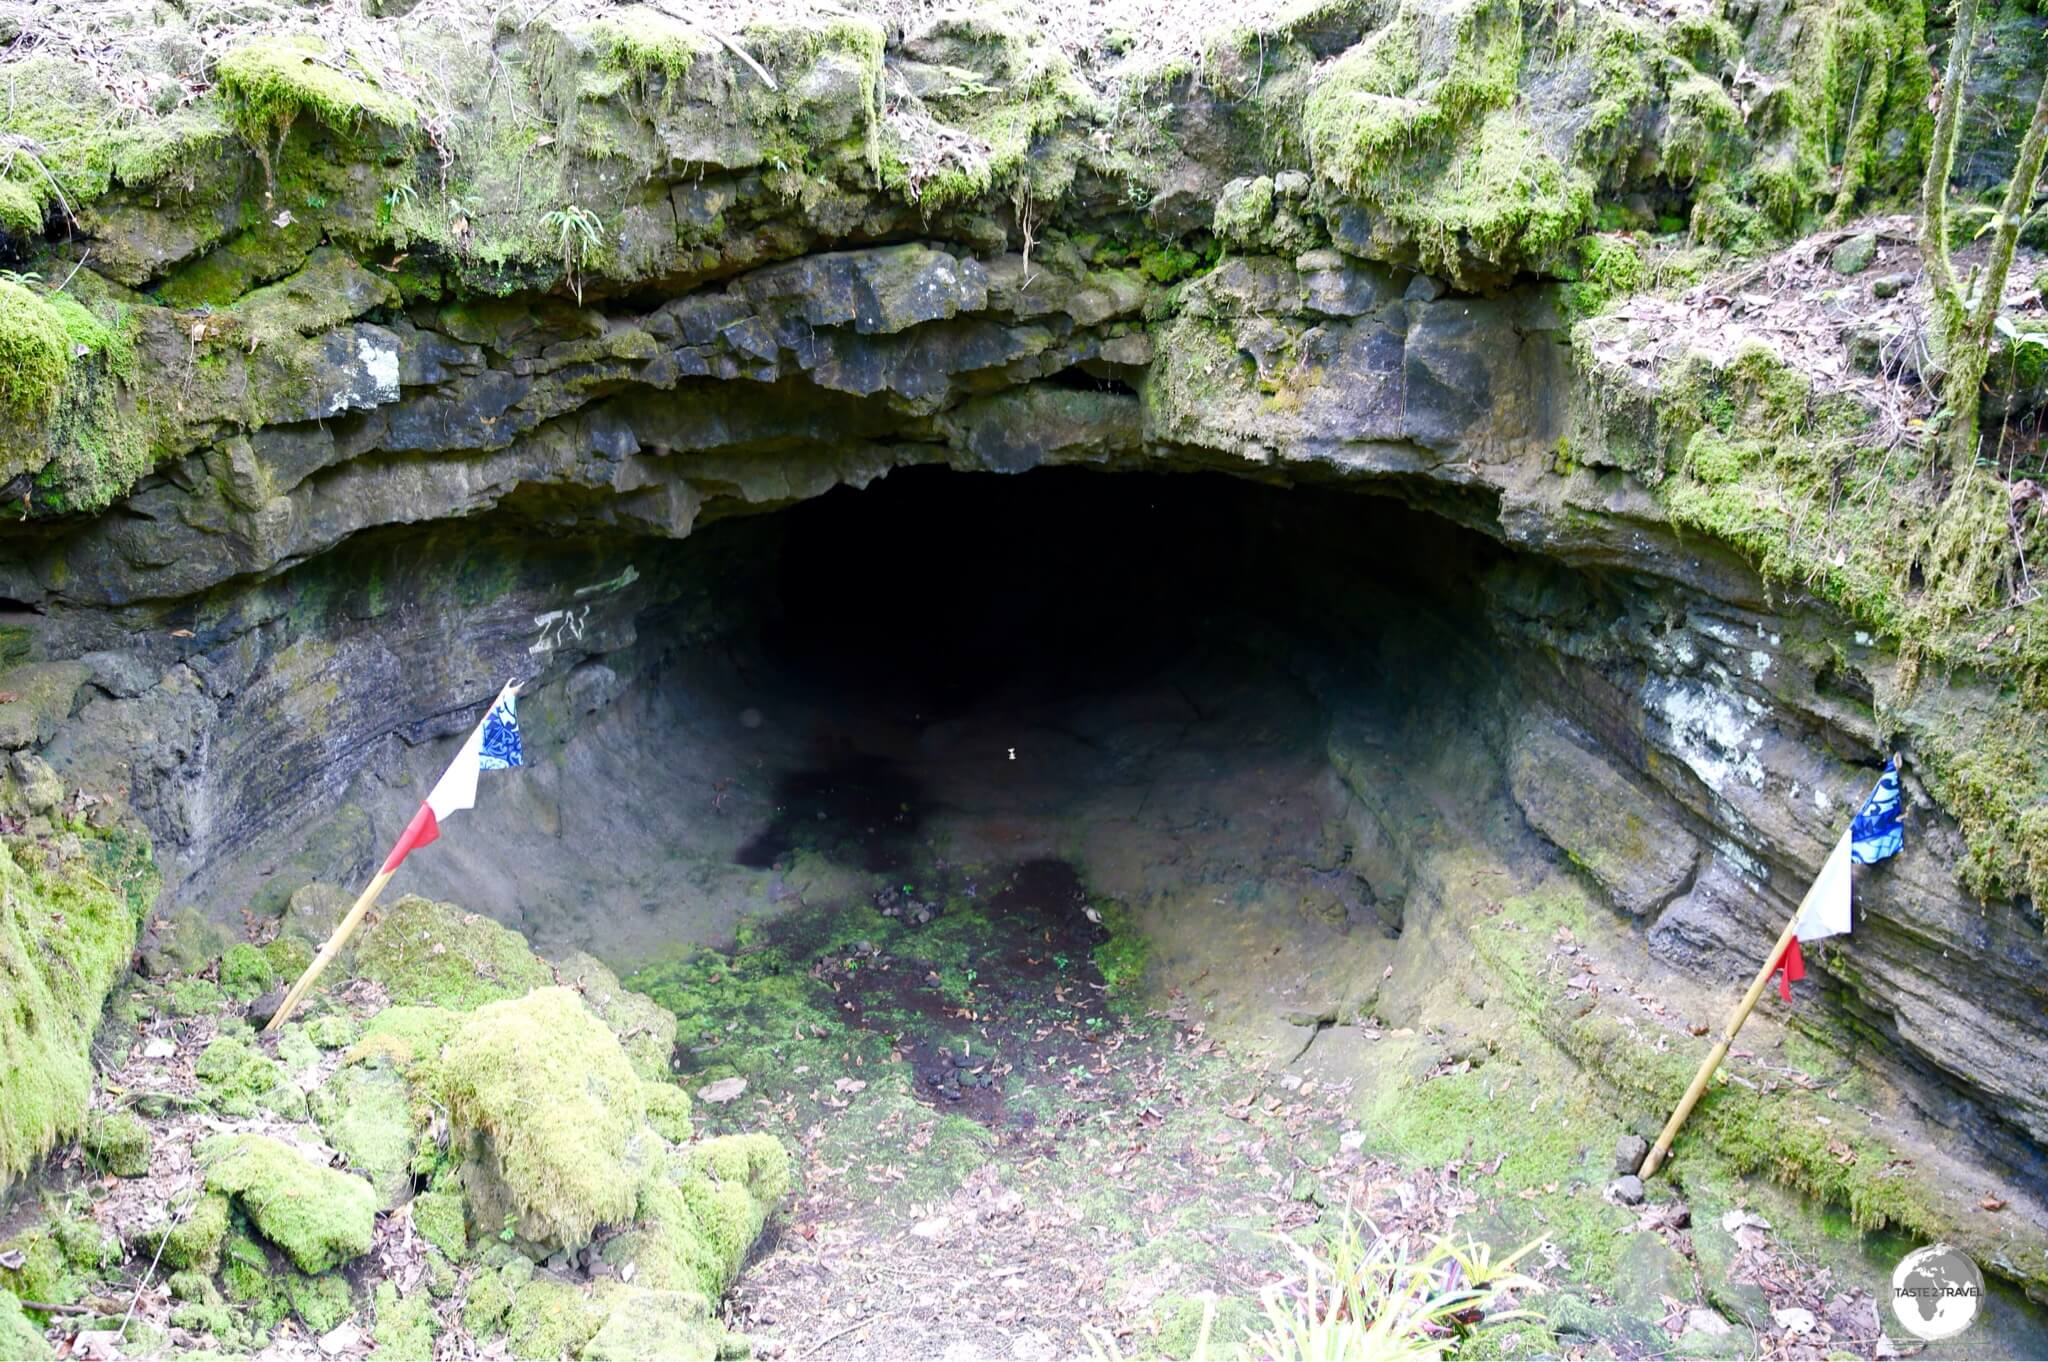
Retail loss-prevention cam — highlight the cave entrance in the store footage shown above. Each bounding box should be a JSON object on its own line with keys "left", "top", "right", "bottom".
{"left": 601, "top": 468, "right": 1542, "bottom": 1355}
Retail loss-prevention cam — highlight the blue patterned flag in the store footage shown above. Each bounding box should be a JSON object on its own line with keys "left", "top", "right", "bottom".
{"left": 478, "top": 693, "right": 523, "bottom": 771}
{"left": 1776, "top": 757, "right": 1904, "bottom": 1000}
{"left": 1849, "top": 758, "right": 1903, "bottom": 864}
{"left": 381, "top": 682, "right": 523, "bottom": 873}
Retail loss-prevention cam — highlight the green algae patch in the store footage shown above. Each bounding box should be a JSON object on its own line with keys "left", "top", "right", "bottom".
{"left": 214, "top": 36, "right": 417, "bottom": 143}
{"left": 440, "top": 986, "right": 647, "bottom": 1249}
{"left": 353, "top": 895, "right": 553, "bottom": 1010}
{"left": 0, "top": 829, "right": 158, "bottom": 1188}
{"left": 201, "top": 1133, "right": 378, "bottom": 1273}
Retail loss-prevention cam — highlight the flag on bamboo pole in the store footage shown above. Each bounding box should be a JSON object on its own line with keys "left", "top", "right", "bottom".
{"left": 379, "top": 685, "right": 523, "bottom": 874}
{"left": 1772, "top": 758, "right": 1904, "bottom": 1000}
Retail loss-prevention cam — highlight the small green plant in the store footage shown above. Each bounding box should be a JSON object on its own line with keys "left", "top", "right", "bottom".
{"left": 1248, "top": 1220, "right": 1541, "bottom": 1362}
{"left": 541, "top": 204, "right": 605, "bottom": 303}
{"left": 499, "top": 1212, "right": 516, "bottom": 1244}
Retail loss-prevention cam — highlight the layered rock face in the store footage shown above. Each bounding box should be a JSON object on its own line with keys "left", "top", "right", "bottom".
{"left": 1, "top": 0, "right": 2047, "bottom": 1255}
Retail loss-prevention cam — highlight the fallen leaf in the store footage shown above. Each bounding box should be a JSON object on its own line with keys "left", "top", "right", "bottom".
{"left": 697, "top": 1076, "right": 748, "bottom": 1104}
{"left": 1772, "top": 1306, "right": 1816, "bottom": 1335}
{"left": 1981, "top": 1196, "right": 2007, "bottom": 1212}
{"left": 317, "top": 1322, "right": 361, "bottom": 1355}
{"left": 169, "top": 629, "right": 194, "bottom": 639}
{"left": 833, "top": 1077, "right": 867, "bottom": 1095}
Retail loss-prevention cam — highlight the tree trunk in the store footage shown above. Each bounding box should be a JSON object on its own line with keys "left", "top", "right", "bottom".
{"left": 1943, "top": 53, "right": 2048, "bottom": 475}
{"left": 1919, "top": 0, "right": 1980, "bottom": 360}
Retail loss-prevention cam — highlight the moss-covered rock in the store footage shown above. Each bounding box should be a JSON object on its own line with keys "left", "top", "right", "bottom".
{"left": 409, "top": 1188, "right": 467, "bottom": 1260}
{"left": 193, "top": 1031, "right": 299, "bottom": 1118}
{"left": 506, "top": 1276, "right": 614, "bottom": 1360}
{"left": 353, "top": 895, "right": 553, "bottom": 1011}
{"left": 83, "top": 1108, "right": 151, "bottom": 1177}
{"left": 0, "top": 1289, "right": 50, "bottom": 1361}
{"left": 0, "top": 282, "right": 70, "bottom": 417}
{"left": 142, "top": 1192, "right": 230, "bottom": 1272}
{"left": 0, "top": 830, "right": 157, "bottom": 1189}
{"left": 580, "top": 1288, "right": 725, "bottom": 1361}
{"left": 440, "top": 987, "right": 648, "bottom": 1250}
{"left": 372, "top": 1278, "right": 440, "bottom": 1359}
{"left": 219, "top": 942, "right": 275, "bottom": 1001}
{"left": 603, "top": 1135, "right": 790, "bottom": 1301}
{"left": 642, "top": 1081, "right": 694, "bottom": 1144}
{"left": 200, "top": 1134, "right": 378, "bottom": 1274}
{"left": 309, "top": 1060, "right": 417, "bottom": 1209}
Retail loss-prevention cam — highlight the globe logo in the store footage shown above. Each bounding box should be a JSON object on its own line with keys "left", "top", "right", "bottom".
{"left": 1890, "top": 1243, "right": 1984, "bottom": 1341}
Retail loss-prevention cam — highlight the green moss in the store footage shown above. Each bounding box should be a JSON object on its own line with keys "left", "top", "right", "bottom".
{"left": 303, "top": 1013, "right": 361, "bottom": 1049}
{"left": 506, "top": 1277, "right": 610, "bottom": 1360}
{"left": 642, "top": 1081, "right": 695, "bottom": 1143}
{"left": 410, "top": 1188, "right": 468, "bottom": 1261}
{"left": 145, "top": 1192, "right": 231, "bottom": 1272}
{"left": 83, "top": 1108, "right": 151, "bottom": 1177}
{"left": 353, "top": 895, "right": 553, "bottom": 1011}
{"left": 1562, "top": 234, "right": 1646, "bottom": 318}
{"left": 461, "top": 1260, "right": 518, "bottom": 1334}
{"left": 0, "top": 282, "right": 71, "bottom": 417}
{"left": 438, "top": 987, "right": 646, "bottom": 1249}
{"left": 220, "top": 942, "right": 275, "bottom": 1001}
{"left": 194, "top": 1031, "right": 294, "bottom": 1118}
{"left": 0, "top": 830, "right": 158, "bottom": 1189}
{"left": 283, "top": 1268, "right": 352, "bottom": 1333}
{"left": 214, "top": 36, "right": 416, "bottom": 143}
{"left": 201, "top": 1133, "right": 378, "bottom": 1273}
{"left": 373, "top": 1279, "right": 440, "bottom": 1360}
{"left": 592, "top": 7, "right": 711, "bottom": 96}
{"left": 602, "top": 1134, "right": 789, "bottom": 1302}
{"left": 309, "top": 1060, "right": 417, "bottom": 1209}
{"left": 166, "top": 977, "right": 227, "bottom": 1017}
{"left": 1091, "top": 899, "right": 1149, "bottom": 1001}
{"left": 0, "top": 1229, "right": 68, "bottom": 1305}
{"left": 0, "top": 1290, "right": 50, "bottom": 1361}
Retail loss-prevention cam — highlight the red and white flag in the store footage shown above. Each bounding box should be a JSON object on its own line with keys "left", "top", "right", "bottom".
{"left": 379, "top": 680, "right": 524, "bottom": 876}
{"left": 1772, "top": 759, "right": 1903, "bottom": 1000}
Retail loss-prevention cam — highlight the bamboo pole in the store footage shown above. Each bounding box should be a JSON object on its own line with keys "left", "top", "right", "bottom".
{"left": 264, "top": 867, "right": 396, "bottom": 1032}
{"left": 1640, "top": 909, "right": 1803, "bottom": 1178}
{"left": 264, "top": 678, "right": 520, "bottom": 1033}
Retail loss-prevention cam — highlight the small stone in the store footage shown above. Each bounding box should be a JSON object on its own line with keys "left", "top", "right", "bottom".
{"left": 1273, "top": 170, "right": 1311, "bottom": 200}
{"left": 1404, "top": 274, "right": 1445, "bottom": 302}
{"left": 1871, "top": 272, "right": 1912, "bottom": 299}
{"left": 245, "top": 986, "right": 287, "bottom": 1030}
{"left": 1830, "top": 231, "right": 1878, "bottom": 275}
{"left": 1609, "top": 1174, "right": 1646, "bottom": 1205}
{"left": 1614, "top": 1134, "right": 1649, "bottom": 1175}
{"left": 1684, "top": 1308, "right": 1733, "bottom": 1337}
{"left": 141, "top": 1037, "right": 176, "bottom": 1059}
{"left": 1771, "top": 1306, "right": 1817, "bottom": 1335}
{"left": 10, "top": 751, "right": 62, "bottom": 814}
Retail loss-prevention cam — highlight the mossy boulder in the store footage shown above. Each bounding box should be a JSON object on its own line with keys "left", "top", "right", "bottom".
{"left": 0, "top": 830, "right": 157, "bottom": 1189}
{"left": 83, "top": 1108, "right": 151, "bottom": 1177}
{"left": 200, "top": 1133, "right": 378, "bottom": 1274}
{"left": 556, "top": 949, "right": 680, "bottom": 1083}
{"left": 353, "top": 895, "right": 553, "bottom": 1011}
{"left": 440, "top": 987, "right": 648, "bottom": 1250}
{"left": 219, "top": 942, "right": 275, "bottom": 1001}
{"left": 506, "top": 1276, "right": 615, "bottom": 1360}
